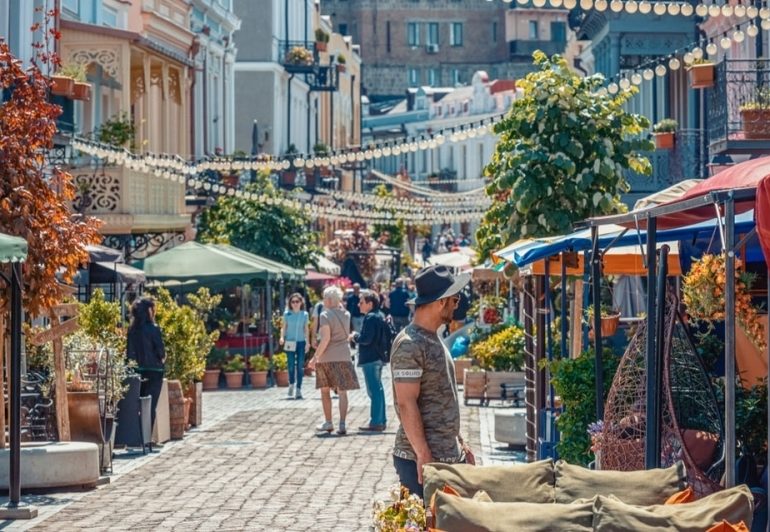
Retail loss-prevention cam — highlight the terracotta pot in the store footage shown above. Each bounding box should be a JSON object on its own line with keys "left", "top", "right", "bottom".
{"left": 274, "top": 370, "right": 290, "bottom": 387}
{"left": 463, "top": 370, "right": 486, "bottom": 403}
{"left": 741, "top": 108, "right": 770, "bottom": 139}
{"left": 600, "top": 313, "right": 621, "bottom": 337}
{"left": 654, "top": 132, "right": 675, "bottom": 150}
{"left": 185, "top": 382, "right": 203, "bottom": 427}
{"left": 454, "top": 359, "right": 472, "bottom": 385}
{"left": 167, "top": 380, "right": 186, "bottom": 440}
{"left": 202, "top": 369, "right": 220, "bottom": 391}
{"left": 315, "top": 41, "right": 327, "bottom": 52}
{"left": 182, "top": 398, "right": 192, "bottom": 432}
{"left": 688, "top": 63, "right": 714, "bottom": 89}
{"left": 73, "top": 81, "right": 91, "bottom": 101}
{"left": 50, "top": 75, "right": 74, "bottom": 97}
{"left": 225, "top": 371, "right": 243, "bottom": 389}
{"left": 250, "top": 371, "right": 268, "bottom": 389}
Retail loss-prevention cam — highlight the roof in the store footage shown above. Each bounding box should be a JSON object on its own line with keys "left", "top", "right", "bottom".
{"left": 0, "top": 233, "right": 27, "bottom": 263}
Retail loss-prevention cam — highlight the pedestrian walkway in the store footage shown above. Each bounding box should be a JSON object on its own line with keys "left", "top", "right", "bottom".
{"left": 0, "top": 369, "right": 520, "bottom": 531}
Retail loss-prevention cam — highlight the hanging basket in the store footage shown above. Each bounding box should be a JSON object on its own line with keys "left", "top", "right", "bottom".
{"left": 688, "top": 63, "right": 715, "bottom": 89}
{"left": 600, "top": 313, "right": 621, "bottom": 337}
{"left": 654, "top": 132, "right": 675, "bottom": 150}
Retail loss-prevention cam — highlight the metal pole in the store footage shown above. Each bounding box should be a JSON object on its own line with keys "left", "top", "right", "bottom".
{"left": 652, "top": 244, "right": 669, "bottom": 469}
{"left": 644, "top": 215, "right": 658, "bottom": 469}
{"left": 560, "top": 254, "right": 568, "bottom": 358}
{"left": 9, "top": 262, "right": 22, "bottom": 505}
{"left": 724, "top": 195, "right": 736, "bottom": 487}
{"left": 287, "top": 74, "right": 295, "bottom": 151}
{"left": 266, "top": 280, "right": 274, "bottom": 357}
{"left": 590, "top": 226, "right": 603, "bottom": 421}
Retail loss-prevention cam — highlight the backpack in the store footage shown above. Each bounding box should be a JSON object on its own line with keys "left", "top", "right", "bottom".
{"left": 379, "top": 314, "right": 398, "bottom": 364}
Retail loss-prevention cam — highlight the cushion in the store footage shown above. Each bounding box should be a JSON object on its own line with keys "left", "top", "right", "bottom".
{"left": 423, "top": 459, "right": 555, "bottom": 506}
{"left": 554, "top": 460, "right": 686, "bottom": 505}
{"left": 706, "top": 520, "right": 750, "bottom": 532}
{"left": 592, "top": 485, "right": 754, "bottom": 532}
{"left": 681, "top": 429, "right": 720, "bottom": 470}
{"left": 429, "top": 485, "right": 492, "bottom": 529}
{"left": 433, "top": 491, "right": 593, "bottom": 532}
{"left": 665, "top": 486, "right": 696, "bottom": 505}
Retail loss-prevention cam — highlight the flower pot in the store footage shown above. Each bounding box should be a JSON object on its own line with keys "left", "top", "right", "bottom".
{"left": 249, "top": 371, "right": 268, "bottom": 389}
{"left": 454, "top": 359, "right": 472, "bottom": 385}
{"left": 50, "top": 75, "right": 74, "bottom": 97}
{"left": 202, "top": 369, "right": 221, "bottom": 391}
{"left": 688, "top": 63, "right": 714, "bottom": 89}
{"left": 463, "top": 370, "right": 486, "bottom": 404}
{"left": 654, "top": 132, "right": 675, "bottom": 150}
{"left": 73, "top": 81, "right": 91, "bottom": 101}
{"left": 336, "top": 64, "right": 346, "bottom": 73}
{"left": 274, "top": 370, "right": 290, "bottom": 387}
{"left": 741, "top": 108, "right": 770, "bottom": 139}
{"left": 184, "top": 381, "right": 203, "bottom": 427}
{"left": 600, "top": 313, "right": 621, "bottom": 337}
{"left": 315, "top": 41, "right": 327, "bottom": 52}
{"left": 225, "top": 371, "right": 244, "bottom": 389}
{"left": 167, "top": 380, "right": 186, "bottom": 440}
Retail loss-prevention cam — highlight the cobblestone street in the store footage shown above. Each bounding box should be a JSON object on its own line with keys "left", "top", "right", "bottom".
{"left": 4, "top": 369, "right": 499, "bottom": 531}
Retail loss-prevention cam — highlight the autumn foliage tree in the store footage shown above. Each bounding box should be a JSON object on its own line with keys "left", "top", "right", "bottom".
{"left": 0, "top": 31, "right": 102, "bottom": 315}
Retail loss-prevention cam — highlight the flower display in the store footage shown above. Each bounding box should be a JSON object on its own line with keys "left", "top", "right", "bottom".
{"left": 285, "top": 46, "right": 314, "bottom": 66}
{"left": 372, "top": 484, "right": 427, "bottom": 532}
{"left": 470, "top": 323, "right": 526, "bottom": 372}
{"left": 683, "top": 253, "right": 766, "bottom": 352}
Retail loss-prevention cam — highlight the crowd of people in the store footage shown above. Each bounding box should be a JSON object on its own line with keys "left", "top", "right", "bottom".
{"left": 420, "top": 229, "right": 472, "bottom": 263}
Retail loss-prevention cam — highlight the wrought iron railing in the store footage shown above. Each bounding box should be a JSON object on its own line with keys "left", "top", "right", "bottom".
{"left": 278, "top": 39, "right": 320, "bottom": 72}
{"left": 708, "top": 59, "right": 770, "bottom": 145}
{"left": 625, "top": 129, "right": 707, "bottom": 195}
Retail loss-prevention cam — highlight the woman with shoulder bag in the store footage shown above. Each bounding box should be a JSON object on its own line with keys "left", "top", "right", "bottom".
{"left": 280, "top": 293, "right": 309, "bottom": 400}
{"left": 308, "top": 285, "right": 360, "bottom": 435}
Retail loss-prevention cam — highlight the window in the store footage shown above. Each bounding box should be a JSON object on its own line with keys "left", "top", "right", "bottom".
{"left": 338, "top": 23, "right": 348, "bottom": 36}
{"left": 62, "top": 0, "right": 79, "bottom": 15}
{"left": 451, "top": 68, "right": 462, "bottom": 85}
{"left": 551, "top": 21, "right": 567, "bottom": 43}
{"left": 529, "top": 21, "right": 539, "bottom": 40}
{"left": 407, "top": 22, "right": 420, "bottom": 47}
{"left": 492, "top": 21, "right": 498, "bottom": 43}
{"left": 102, "top": 4, "right": 118, "bottom": 27}
{"left": 408, "top": 68, "right": 420, "bottom": 87}
{"left": 428, "top": 68, "right": 440, "bottom": 86}
{"left": 450, "top": 22, "right": 463, "bottom": 46}
{"left": 427, "top": 23, "right": 439, "bottom": 46}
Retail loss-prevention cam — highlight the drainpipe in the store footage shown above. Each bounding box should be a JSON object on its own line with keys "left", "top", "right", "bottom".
{"left": 306, "top": 90, "right": 311, "bottom": 154}
{"left": 287, "top": 73, "right": 295, "bottom": 150}
{"left": 203, "top": 52, "right": 209, "bottom": 154}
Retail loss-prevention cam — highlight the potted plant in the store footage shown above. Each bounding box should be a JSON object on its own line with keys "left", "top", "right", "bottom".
{"left": 652, "top": 118, "right": 677, "bottom": 150}
{"left": 315, "top": 28, "right": 330, "bottom": 52}
{"left": 687, "top": 58, "right": 715, "bottom": 89}
{"left": 59, "top": 62, "right": 91, "bottom": 101}
{"left": 97, "top": 113, "right": 136, "bottom": 148}
{"left": 285, "top": 46, "right": 314, "bottom": 66}
{"left": 223, "top": 355, "right": 245, "bottom": 389}
{"left": 203, "top": 346, "right": 227, "bottom": 391}
{"left": 50, "top": 65, "right": 76, "bottom": 97}
{"left": 740, "top": 88, "right": 770, "bottom": 139}
{"left": 470, "top": 324, "right": 526, "bottom": 401}
{"left": 336, "top": 54, "right": 347, "bottom": 73}
{"left": 586, "top": 304, "right": 622, "bottom": 337}
{"left": 249, "top": 355, "right": 270, "bottom": 388}
{"left": 272, "top": 352, "right": 290, "bottom": 387}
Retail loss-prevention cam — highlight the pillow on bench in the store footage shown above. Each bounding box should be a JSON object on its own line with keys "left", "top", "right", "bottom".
{"left": 423, "top": 459, "right": 555, "bottom": 506}
{"left": 433, "top": 491, "right": 593, "bottom": 532}
{"left": 555, "top": 460, "right": 687, "bottom": 505}
{"left": 592, "top": 485, "right": 754, "bottom": 532}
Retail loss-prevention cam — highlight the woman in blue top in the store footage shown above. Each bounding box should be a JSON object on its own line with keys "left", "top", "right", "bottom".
{"left": 280, "top": 293, "right": 309, "bottom": 399}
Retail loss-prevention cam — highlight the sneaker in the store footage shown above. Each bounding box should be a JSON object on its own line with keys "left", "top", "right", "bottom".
{"left": 316, "top": 421, "right": 333, "bottom": 433}
{"left": 288, "top": 384, "right": 295, "bottom": 398}
{"left": 337, "top": 421, "right": 347, "bottom": 435}
{"left": 295, "top": 389, "right": 303, "bottom": 400}
{"left": 358, "top": 424, "right": 386, "bottom": 432}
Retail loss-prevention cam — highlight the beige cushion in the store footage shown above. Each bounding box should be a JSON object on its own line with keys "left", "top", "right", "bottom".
{"left": 554, "top": 460, "right": 686, "bottom": 505}
{"left": 434, "top": 491, "right": 593, "bottom": 532}
{"left": 423, "top": 459, "right": 555, "bottom": 506}
{"left": 592, "top": 485, "right": 754, "bottom": 532}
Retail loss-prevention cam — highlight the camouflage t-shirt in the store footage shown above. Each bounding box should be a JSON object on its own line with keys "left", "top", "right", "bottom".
{"left": 391, "top": 323, "right": 461, "bottom": 463}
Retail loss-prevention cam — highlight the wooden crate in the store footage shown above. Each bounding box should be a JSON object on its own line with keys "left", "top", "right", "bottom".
{"left": 463, "top": 369, "right": 486, "bottom": 405}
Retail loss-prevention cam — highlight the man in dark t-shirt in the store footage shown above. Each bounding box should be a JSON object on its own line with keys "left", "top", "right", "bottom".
{"left": 347, "top": 283, "right": 363, "bottom": 332}
{"left": 388, "top": 279, "right": 410, "bottom": 332}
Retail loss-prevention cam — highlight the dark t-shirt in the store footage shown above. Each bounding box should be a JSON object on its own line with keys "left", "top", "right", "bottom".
{"left": 346, "top": 293, "right": 362, "bottom": 317}
{"left": 388, "top": 287, "right": 410, "bottom": 317}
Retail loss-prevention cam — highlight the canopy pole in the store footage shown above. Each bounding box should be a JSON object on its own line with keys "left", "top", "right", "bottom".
{"left": 724, "top": 195, "right": 736, "bottom": 488}
{"left": 644, "top": 216, "right": 658, "bottom": 469}
{"left": 266, "top": 280, "right": 274, "bottom": 358}
{"left": 560, "top": 254, "right": 568, "bottom": 359}
{"left": 9, "top": 263, "right": 22, "bottom": 505}
{"left": 590, "top": 226, "right": 603, "bottom": 421}
{"left": 652, "top": 244, "right": 669, "bottom": 469}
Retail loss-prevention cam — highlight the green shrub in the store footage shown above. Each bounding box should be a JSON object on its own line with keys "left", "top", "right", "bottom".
{"left": 250, "top": 355, "right": 271, "bottom": 372}
{"left": 223, "top": 355, "right": 245, "bottom": 373}
{"left": 470, "top": 324, "right": 525, "bottom": 372}
{"left": 272, "top": 352, "right": 288, "bottom": 371}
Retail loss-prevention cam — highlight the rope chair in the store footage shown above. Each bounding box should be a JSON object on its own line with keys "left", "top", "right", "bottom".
{"left": 601, "top": 290, "right": 724, "bottom": 497}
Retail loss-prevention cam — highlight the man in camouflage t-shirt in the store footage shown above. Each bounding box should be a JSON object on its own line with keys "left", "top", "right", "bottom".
{"left": 390, "top": 265, "right": 475, "bottom": 498}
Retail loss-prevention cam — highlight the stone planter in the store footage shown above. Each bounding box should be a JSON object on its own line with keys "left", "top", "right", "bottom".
{"left": 184, "top": 381, "right": 203, "bottom": 427}
{"left": 202, "top": 369, "right": 220, "bottom": 391}
{"left": 485, "top": 371, "right": 526, "bottom": 400}
{"left": 167, "top": 380, "right": 186, "bottom": 440}
{"left": 249, "top": 371, "right": 268, "bottom": 389}
{"left": 687, "top": 63, "right": 714, "bottom": 89}
{"left": 454, "top": 359, "right": 472, "bottom": 385}
{"left": 463, "top": 369, "right": 486, "bottom": 405}
{"left": 274, "top": 370, "right": 290, "bottom": 387}
{"left": 72, "top": 81, "right": 91, "bottom": 101}
{"left": 741, "top": 108, "right": 770, "bottom": 139}
{"left": 654, "top": 132, "right": 674, "bottom": 150}
{"left": 225, "top": 371, "right": 243, "bottom": 389}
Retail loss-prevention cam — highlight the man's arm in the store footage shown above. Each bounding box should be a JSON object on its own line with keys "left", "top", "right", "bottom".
{"left": 394, "top": 381, "right": 432, "bottom": 484}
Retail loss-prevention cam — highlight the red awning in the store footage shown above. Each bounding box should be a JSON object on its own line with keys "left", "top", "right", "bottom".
{"left": 305, "top": 270, "right": 337, "bottom": 282}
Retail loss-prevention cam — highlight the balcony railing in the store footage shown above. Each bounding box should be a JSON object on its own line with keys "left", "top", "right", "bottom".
{"left": 708, "top": 59, "right": 770, "bottom": 154}
{"left": 278, "top": 40, "right": 339, "bottom": 92}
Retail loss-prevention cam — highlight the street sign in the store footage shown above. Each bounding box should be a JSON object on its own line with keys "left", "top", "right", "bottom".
{"left": 29, "top": 317, "right": 79, "bottom": 346}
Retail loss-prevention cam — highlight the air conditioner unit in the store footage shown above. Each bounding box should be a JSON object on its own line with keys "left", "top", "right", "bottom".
{"left": 426, "top": 44, "right": 439, "bottom": 54}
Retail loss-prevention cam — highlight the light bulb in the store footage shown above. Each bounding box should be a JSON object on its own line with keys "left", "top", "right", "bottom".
{"left": 733, "top": 30, "right": 745, "bottom": 43}
{"left": 374, "top": 148, "right": 383, "bottom": 158}
{"left": 762, "top": 18, "right": 770, "bottom": 29}
{"left": 734, "top": 4, "right": 746, "bottom": 17}
{"left": 747, "top": 24, "right": 759, "bottom": 37}
{"left": 706, "top": 42, "right": 718, "bottom": 55}
{"left": 346, "top": 152, "right": 356, "bottom": 162}
{"left": 653, "top": 2, "right": 666, "bottom": 15}
{"left": 293, "top": 157, "right": 303, "bottom": 167}
{"left": 692, "top": 46, "right": 703, "bottom": 59}
{"left": 721, "top": 36, "right": 732, "bottom": 49}
{"left": 619, "top": 78, "right": 631, "bottom": 90}
{"left": 549, "top": 0, "right": 564, "bottom": 6}
{"left": 625, "top": 0, "right": 638, "bottom": 13}
{"left": 683, "top": 52, "right": 695, "bottom": 64}
{"left": 643, "top": 68, "right": 655, "bottom": 80}
{"left": 597, "top": 87, "right": 608, "bottom": 96}
{"left": 610, "top": 0, "right": 623, "bottom": 11}
{"left": 695, "top": 3, "right": 708, "bottom": 16}
{"left": 533, "top": 0, "right": 546, "bottom": 6}
{"left": 681, "top": 3, "right": 693, "bottom": 16}
{"left": 595, "top": 0, "right": 608, "bottom": 10}
{"left": 708, "top": 4, "right": 721, "bottom": 17}
{"left": 563, "top": 0, "right": 577, "bottom": 9}
{"left": 639, "top": 0, "right": 652, "bottom": 13}
{"left": 669, "top": 57, "right": 681, "bottom": 70}
{"left": 761, "top": 7, "right": 770, "bottom": 19}
{"left": 392, "top": 147, "right": 401, "bottom": 156}
{"left": 631, "top": 72, "right": 643, "bottom": 85}
{"left": 667, "top": 3, "right": 680, "bottom": 15}
{"left": 382, "top": 147, "right": 392, "bottom": 156}
{"left": 607, "top": 83, "right": 619, "bottom": 94}
{"left": 435, "top": 134, "right": 446, "bottom": 145}
{"left": 580, "top": 0, "right": 593, "bottom": 10}
{"left": 655, "top": 64, "right": 667, "bottom": 76}
{"left": 747, "top": 5, "right": 759, "bottom": 18}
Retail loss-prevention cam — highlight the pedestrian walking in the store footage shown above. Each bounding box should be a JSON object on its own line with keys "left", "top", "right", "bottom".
{"left": 390, "top": 265, "right": 476, "bottom": 498}
{"left": 126, "top": 297, "right": 165, "bottom": 443}
{"left": 309, "top": 286, "right": 360, "bottom": 435}
{"left": 388, "top": 278, "right": 411, "bottom": 332}
{"left": 351, "top": 292, "right": 387, "bottom": 432}
{"left": 347, "top": 283, "right": 364, "bottom": 333}
{"left": 280, "top": 293, "right": 309, "bottom": 400}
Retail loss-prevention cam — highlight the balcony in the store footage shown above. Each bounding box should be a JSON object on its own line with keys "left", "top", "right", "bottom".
{"left": 278, "top": 40, "right": 339, "bottom": 92}
{"left": 509, "top": 39, "right": 566, "bottom": 60}
{"left": 708, "top": 59, "right": 770, "bottom": 155}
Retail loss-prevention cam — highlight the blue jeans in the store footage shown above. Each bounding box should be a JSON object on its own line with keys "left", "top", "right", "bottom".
{"left": 393, "top": 455, "right": 422, "bottom": 499}
{"left": 287, "top": 342, "right": 305, "bottom": 388}
{"left": 361, "top": 360, "right": 386, "bottom": 426}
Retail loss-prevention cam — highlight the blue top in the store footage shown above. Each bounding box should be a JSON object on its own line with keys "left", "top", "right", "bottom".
{"left": 283, "top": 310, "right": 308, "bottom": 342}
{"left": 388, "top": 287, "right": 410, "bottom": 317}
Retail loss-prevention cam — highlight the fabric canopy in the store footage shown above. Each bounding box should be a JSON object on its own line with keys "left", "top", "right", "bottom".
{"left": 91, "top": 262, "right": 146, "bottom": 284}
{"left": 139, "top": 242, "right": 302, "bottom": 287}
{"left": 311, "top": 255, "right": 341, "bottom": 276}
{"left": 216, "top": 244, "right": 305, "bottom": 281}
{"left": 86, "top": 244, "right": 124, "bottom": 263}
{"left": 632, "top": 179, "right": 702, "bottom": 211}
{"left": 428, "top": 249, "right": 475, "bottom": 271}
{"left": 305, "top": 270, "right": 337, "bottom": 282}
{"left": 0, "top": 233, "right": 27, "bottom": 263}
